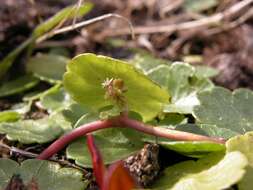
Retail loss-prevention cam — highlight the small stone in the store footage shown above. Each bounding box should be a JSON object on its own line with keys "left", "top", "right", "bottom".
{"left": 124, "top": 143, "right": 160, "bottom": 187}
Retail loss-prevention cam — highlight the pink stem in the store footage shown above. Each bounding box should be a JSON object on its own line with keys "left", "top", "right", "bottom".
{"left": 37, "top": 119, "right": 113, "bottom": 159}
{"left": 37, "top": 116, "right": 225, "bottom": 160}
{"left": 118, "top": 116, "right": 225, "bottom": 144}
{"left": 87, "top": 134, "right": 105, "bottom": 189}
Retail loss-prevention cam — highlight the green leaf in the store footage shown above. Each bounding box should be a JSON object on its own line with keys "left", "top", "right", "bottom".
{"left": 226, "top": 132, "right": 253, "bottom": 190}
{"left": 64, "top": 53, "right": 170, "bottom": 121}
{"left": 49, "top": 47, "right": 70, "bottom": 57}
{"left": 194, "top": 65, "right": 219, "bottom": 78}
{"left": 130, "top": 54, "right": 214, "bottom": 114}
{"left": 67, "top": 128, "right": 147, "bottom": 167}
{"left": 130, "top": 51, "right": 170, "bottom": 74}
{"left": 163, "top": 62, "right": 214, "bottom": 114}
{"left": 152, "top": 151, "right": 247, "bottom": 190}
{"left": 40, "top": 87, "right": 72, "bottom": 113}
{"left": 0, "top": 75, "right": 39, "bottom": 98}
{"left": 193, "top": 87, "right": 253, "bottom": 138}
{"left": 238, "top": 167, "right": 253, "bottom": 190}
{"left": 159, "top": 141, "right": 225, "bottom": 158}
{"left": 23, "top": 83, "right": 61, "bottom": 102}
{"left": 0, "top": 111, "right": 21, "bottom": 123}
{"left": 183, "top": 0, "right": 218, "bottom": 13}
{"left": 27, "top": 54, "right": 70, "bottom": 83}
{"left": 0, "top": 159, "right": 87, "bottom": 190}
{"left": 11, "top": 102, "right": 32, "bottom": 115}
{"left": 0, "top": 159, "right": 18, "bottom": 187}
{"left": 150, "top": 121, "right": 225, "bottom": 158}
{"left": 187, "top": 124, "right": 239, "bottom": 139}
{"left": 227, "top": 132, "right": 253, "bottom": 167}
{"left": 198, "top": 124, "right": 240, "bottom": 139}
{"left": 0, "top": 113, "right": 71, "bottom": 144}
{"left": 74, "top": 112, "right": 100, "bottom": 128}
{"left": 61, "top": 103, "right": 90, "bottom": 125}
{"left": 156, "top": 114, "right": 187, "bottom": 127}
{"left": 33, "top": 3, "right": 93, "bottom": 38}
{"left": 174, "top": 123, "right": 239, "bottom": 139}
{"left": 147, "top": 65, "right": 171, "bottom": 87}
{"left": 0, "top": 102, "right": 32, "bottom": 123}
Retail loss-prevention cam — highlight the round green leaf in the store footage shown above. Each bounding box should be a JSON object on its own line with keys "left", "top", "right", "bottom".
{"left": 140, "top": 61, "right": 214, "bottom": 114}
{"left": 61, "top": 103, "right": 90, "bottom": 125}
{"left": 226, "top": 132, "right": 253, "bottom": 166}
{"left": 0, "top": 159, "right": 19, "bottom": 187}
{"left": 162, "top": 63, "right": 214, "bottom": 114}
{"left": 193, "top": 87, "right": 253, "bottom": 138}
{"left": 226, "top": 132, "right": 253, "bottom": 190}
{"left": 194, "top": 65, "right": 219, "bottom": 78}
{"left": 64, "top": 53, "right": 170, "bottom": 121}
{"left": 130, "top": 51, "right": 170, "bottom": 74}
{"left": 27, "top": 54, "right": 70, "bottom": 83}
{"left": 40, "top": 87, "right": 72, "bottom": 113}
{"left": 0, "top": 159, "right": 87, "bottom": 190}
{"left": 152, "top": 152, "right": 247, "bottom": 190}
{"left": 0, "top": 114, "right": 71, "bottom": 144}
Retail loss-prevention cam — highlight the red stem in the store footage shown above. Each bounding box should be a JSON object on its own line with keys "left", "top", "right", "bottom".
{"left": 37, "top": 119, "right": 113, "bottom": 159}
{"left": 118, "top": 116, "right": 225, "bottom": 143}
{"left": 87, "top": 134, "right": 105, "bottom": 189}
{"left": 37, "top": 116, "right": 225, "bottom": 160}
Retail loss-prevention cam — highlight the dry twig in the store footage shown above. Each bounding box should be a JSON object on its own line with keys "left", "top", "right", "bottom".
{"left": 0, "top": 143, "right": 37, "bottom": 158}
{"left": 101, "top": 0, "right": 253, "bottom": 37}
{"left": 37, "top": 13, "right": 135, "bottom": 43}
{"left": 0, "top": 142, "right": 88, "bottom": 172}
{"left": 72, "top": 0, "right": 84, "bottom": 27}
{"left": 204, "top": 7, "right": 253, "bottom": 36}
{"left": 159, "top": 0, "right": 184, "bottom": 17}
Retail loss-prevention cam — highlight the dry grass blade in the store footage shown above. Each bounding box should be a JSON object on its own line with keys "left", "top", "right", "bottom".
{"left": 37, "top": 13, "right": 135, "bottom": 43}
{"left": 72, "top": 0, "right": 84, "bottom": 27}
{"left": 101, "top": 0, "right": 253, "bottom": 37}
{"left": 204, "top": 7, "right": 253, "bottom": 36}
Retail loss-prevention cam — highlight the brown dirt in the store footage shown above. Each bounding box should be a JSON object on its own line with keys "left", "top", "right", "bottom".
{"left": 204, "top": 25, "right": 253, "bottom": 90}
{"left": 0, "top": 100, "right": 12, "bottom": 111}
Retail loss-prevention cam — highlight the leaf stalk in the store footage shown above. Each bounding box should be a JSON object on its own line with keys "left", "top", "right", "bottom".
{"left": 37, "top": 115, "right": 225, "bottom": 160}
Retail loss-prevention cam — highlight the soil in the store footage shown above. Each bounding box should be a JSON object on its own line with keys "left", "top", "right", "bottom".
{"left": 0, "top": 100, "right": 11, "bottom": 111}
{"left": 24, "top": 102, "right": 48, "bottom": 120}
{"left": 203, "top": 25, "right": 253, "bottom": 89}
